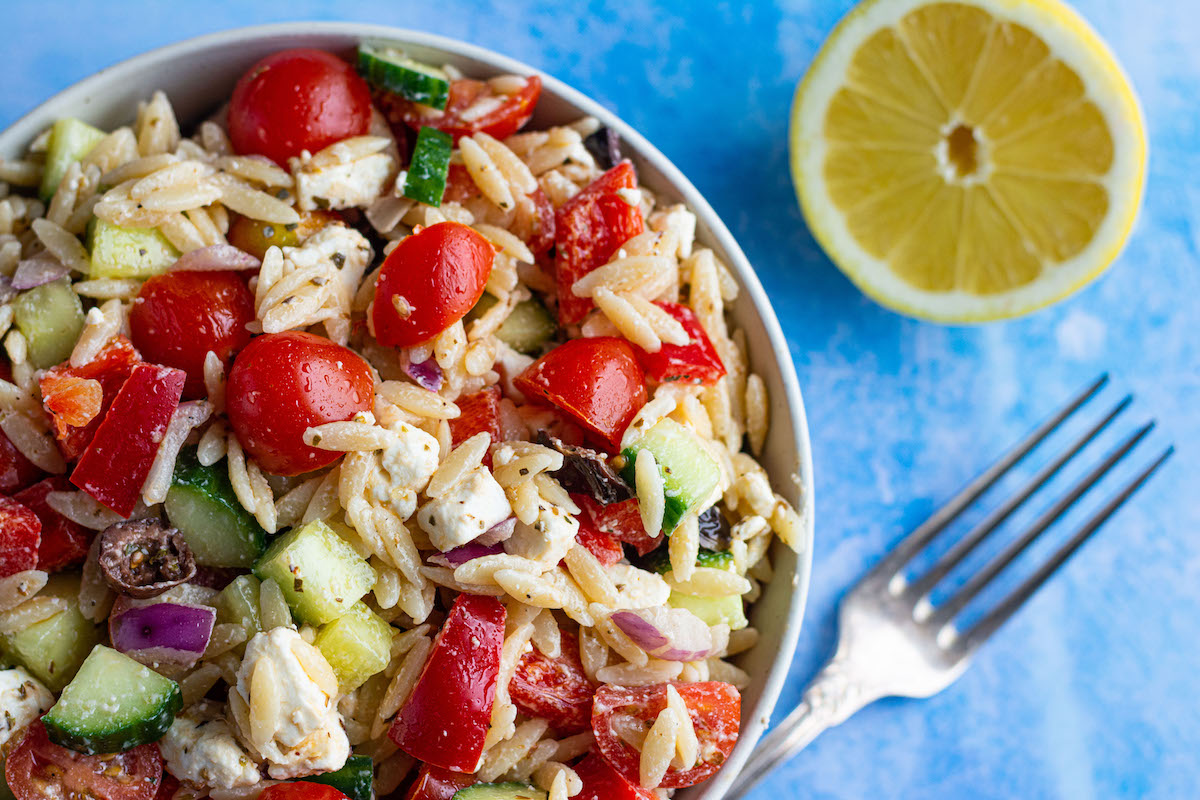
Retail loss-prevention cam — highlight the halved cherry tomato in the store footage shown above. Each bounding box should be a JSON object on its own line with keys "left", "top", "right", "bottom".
{"left": 40, "top": 337, "right": 140, "bottom": 461}
{"left": 6, "top": 720, "right": 163, "bottom": 800}
{"left": 389, "top": 594, "right": 506, "bottom": 772}
{"left": 0, "top": 428, "right": 44, "bottom": 495}
{"left": 633, "top": 302, "right": 726, "bottom": 385}
{"left": 259, "top": 784, "right": 349, "bottom": 800}
{"left": 371, "top": 222, "right": 495, "bottom": 347}
{"left": 14, "top": 477, "right": 92, "bottom": 572}
{"left": 592, "top": 682, "right": 741, "bottom": 789}
{"left": 403, "top": 764, "right": 476, "bottom": 800}
{"left": 130, "top": 270, "right": 255, "bottom": 399}
{"left": 510, "top": 629, "right": 596, "bottom": 735}
{"left": 448, "top": 385, "right": 502, "bottom": 451}
{"left": 522, "top": 187, "right": 556, "bottom": 256}
{"left": 441, "top": 163, "right": 477, "bottom": 205}
{"left": 591, "top": 498, "right": 661, "bottom": 557}
{"left": 574, "top": 752, "right": 656, "bottom": 800}
{"left": 228, "top": 49, "right": 372, "bottom": 166}
{"left": 382, "top": 76, "right": 541, "bottom": 143}
{"left": 39, "top": 373, "right": 102, "bottom": 428}
{"left": 0, "top": 496, "right": 40, "bottom": 579}
{"left": 227, "top": 210, "right": 341, "bottom": 260}
{"left": 514, "top": 337, "right": 646, "bottom": 451}
{"left": 572, "top": 495, "right": 624, "bottom": 567}
{"left": 554, "top": 162, "right": 644, "bottom": 325}
{"left": 226, "top": 332, "right": 374, "bottom": 476}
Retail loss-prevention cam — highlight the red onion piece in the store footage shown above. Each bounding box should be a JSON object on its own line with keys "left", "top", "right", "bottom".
{"left": 428, "top": 540, "right": 505, "bottom": 568}
{"left": 610, "top": 607, "right": 729, "bottom": 662}
{"left": 11, "top": 254, "right": 69, "bottom": 290}
{"left": 403, "top": 358, "right": 443, "bottom": 392}
{"left": 110, "top": 602, "right": 216, "bottom": 665}
{"left": 169, "top": 244, "right": 261, "bottom": 273}
{"left": 476, "top": 517, "right": 516, "bottom": 547}
{"left": 0, "top": 276, "right": 15, "bottom": 304}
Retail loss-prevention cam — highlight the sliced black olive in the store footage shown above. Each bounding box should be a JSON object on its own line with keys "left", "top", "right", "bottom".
{"left": 98, "top": 519, "right": 197, "bottom": 599}
{"left": 537, "top": 431, "right": 631, "bottom": 505}
{"left": 583, "top": 126, "right": 622, "bottom": 171}
{"left": 697, "top": 505, "right": 733, "bottom": 552}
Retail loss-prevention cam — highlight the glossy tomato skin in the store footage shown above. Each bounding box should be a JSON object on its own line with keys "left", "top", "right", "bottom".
{"left": 592, "top": 682, "right": 741, "bottom": 789}
{"left": 228, "top": 49, "right": 372, "bottom": 166}
{"left": 153, "top": 773, "right": 179, "bottom": 800}
{"left": 226, "top": 332, "right": 374, "bottom": 476}
{"left": 6, "top": 720, "right": 163, "bottom": 800}
{"left": 448, "top": 386, "right": 502, "bottom": 467}
{"left": 14, "top": 477, "right": 92, "bottom": 572}
{"left": 371, "top": 222, "right": 494, "bottom": 347}
{"left": 510, "top": 629, "right": 597, "bottom": 735}
{"left": 591, "top": 498, "right": 661, "bottom": 557}
{"left": 130, "top": 270, "right": 255, "bottom": 399}
{"left": 258, "top": 784, "right": 350, "bottom": 800}
{"left": 572, "top": 495, "right": 624, "bottom": 567}
{"left": 514, "top": 337, "right": 647, "bottom": 452}
{"left": 40, "top": 337, "right": 140, "bottom": 461}
{"left": 574, "top": 753, "right": 656, "bottom": 800}
{"left": 382, "top": 76, "right": 541, "bottom": 143}
{"left": 403, "top": 764, "right": 476, "bottom": 800}
{"left": 388, "top": 594, "right": 506, "bottom": 772}
{"left": 633, "top": 302, "right": 726, "bottom": 386}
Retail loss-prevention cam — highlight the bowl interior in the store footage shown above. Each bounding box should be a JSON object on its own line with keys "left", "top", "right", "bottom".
{"left": 0, "top": 23, "right": 815, "bottom": 799}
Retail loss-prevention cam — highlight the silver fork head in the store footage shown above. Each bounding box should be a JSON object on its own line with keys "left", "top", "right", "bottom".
{"left": 838, "top": 375, "right": 1174, "bottom": 701}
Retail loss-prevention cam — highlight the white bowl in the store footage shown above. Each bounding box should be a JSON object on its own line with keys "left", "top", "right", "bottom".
{"left": 0, "top": 23, "right": 815, "bottom": 798}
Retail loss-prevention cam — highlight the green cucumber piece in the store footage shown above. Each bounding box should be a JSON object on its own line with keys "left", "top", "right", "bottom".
{"left": 87, "top": 218, "right": 180, "bottom": 279}
{"left": 0, "top": 574, "right": 99, "bottom": 692}
{"left": 620, "top": 419, "right": 721, "bottom": 534}
{"left": 357, "top": 43, "right": 451, "bottom": 109}
{"left": 669, "top": 591, "right": 748, "bottom": 631}
{"left": 471, "top": 294, "right": 557, "bottom": 355}
{"left": 453, "top": 784, "right": 547, "bottom": 800}
{"left": 314, "top": 602, "right": 392, "bottom": 692}
{"left": 215, "top": 574, "right": 263, "bottom": 636}
{"left": 635, "top": 546, "right": 732, "bottom": 576}
{"left": 301, "top": 754, "right": 375, "bottom": 800}
{"left": 39, "top": 118, "right": 106, "bottom": 202}
{"left": 165, "top": 448, "right": 267, "bottom": 568}
{"left": 43, "top": 645, "right": 181, "bottom": 755}
{"left": 253, "top": 520, "right": 376, "bottom": 625}
{"left": 12, "top": 278, "right": 86, "bottom": 369}
{"left": 403, "top": 126, "right": 453, "bottom": 207}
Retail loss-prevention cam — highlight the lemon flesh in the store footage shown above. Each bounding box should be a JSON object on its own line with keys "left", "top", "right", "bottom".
{"left": 791, "top": 0, "right": 1147, "bottom": 322}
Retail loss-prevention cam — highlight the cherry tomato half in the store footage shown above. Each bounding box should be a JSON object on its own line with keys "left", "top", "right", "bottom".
{"left": 6, "top": 720, "right": 163, "bottom": 800}
{"left": 514, "top": 337, "right": 647, "bottom": 452}
{"left": 403, "top": 764, "right": 476, "bottom": 800}
{"left": 371, "top": 221, "right": 495, "bottom": 347}
{"left": 259, "top": 784, "right": 350, "bottom": 800}
{"left": 130, "top": 270, "right": 255, "bottom": 399}
{"left": 574, "top": 752, "right": 656, "bottom": 800}
{"left": 510, "top": 629, "right": 597, "bottom": 735}
{"left": 228, "top": 49, "right": 372, "bottom": 166}
{"left": 14, "top": 477, "right": 92, "bottom": 572}
{"left": 591, "top": 682, "right": 741, "bottom": 789}
{"left": 226, "top": 332, "right": 374, "bottom": 476}
{"left": 381, "top": 76, "right": 541, "bottom": 143}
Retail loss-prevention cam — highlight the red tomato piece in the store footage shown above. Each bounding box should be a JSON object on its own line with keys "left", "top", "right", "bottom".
{"left": 573, "top": 495, "right": 624, "bottom": 567}
{"left": 441, "top": 163, "right": 478, "bottom": 205}
{"left": 448, "top": 386, "right": 502, "bottom": 447}
{"left": 226, "top": 332, "right": 374, "bottom": 476}
{"left": 591, "top": 498, "right": 661, "bottom": 556}
{"left": 40, "top": 337, "right": 140, "bottom": 461}
{"left": 403, "top": 764, "right": 476, "bottom": 800}
{"left": 524, "top": 187, "right": 556, "bottom": 256}
{"left": 153, "top": 773, "right": 179, "bottom": 800}
{"left": 509, "top": 629, "right": 597, "bottom": 735}
{"left": 70, "top": 363, "right": 186, "bottom": 516}
{"left": 259, "top": 784, "right": 349, "bottom": 800}
{"left": 228, "top": 49, "right": 372, "bottom": 166}
{"left": 6, "top": 720, "right": 163, "bottom": 800}
{"left": 514, "top": 338, "right": 646, "bottom": 451}
{"left": 592, "top": 682, "right": 741, "bottom": 789}
{"left": 382, "top": 76, "right": 541, "bottom": 143}
{"left": 633, "top": 302, "right": 726, "bottom": 385}
{"left": 574, "top": 752, "right": 656, "bottom": 800}
{"left": 130, "top": 270, "right": 256, "bottom": 399}
{"left": 39, "top": 373, "right": 102, "bottom": 428}
{"left": 0, "top": 428, "right": 44, "bottom": 495}
{"left": 0, "top": 497, "right": 40, "bottom": 579}
{"left": 372, "top": 222, "right": 495, "bottom": 347}
{"left": 554, "top": 162, "right": 644, "bottom": 325}
{"left": 13, "top": 477, "right": 92, "bottom": 572}
{"left": 389, "top": 594, "right": 506, "bottom": 772}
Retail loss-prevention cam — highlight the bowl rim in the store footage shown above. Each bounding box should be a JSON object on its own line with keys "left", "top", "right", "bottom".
{"left": 0, "top": 22, "right": 815, "bottom": 797}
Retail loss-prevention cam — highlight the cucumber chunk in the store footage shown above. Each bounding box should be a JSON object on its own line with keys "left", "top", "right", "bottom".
{"left": 669, "top": 591, "right": 748, "bottom": 631}
{"left": 301, "top": 754, "right": 375, "bottom": 800}
{"left": 635, "top": 546, "right": 732, "bottom": 575}
{"left": 12, "top": 278, "right": 86, "bottom": 369}
{"left": 165, "top": 448, "right": 267, "bottom": 568}
{"left": 620, "top": 419, "right": 721, "bottom": 533}
{"left": 471, "top": 294, "right": 557, "bottom": 355}
{"left": 0, "top": 574, "right": 99, "bottom": 691}
{"left": 43, "top": 645, "right": 181, "bottom": 754}
{"left": 403, "top": 126, "right": 453, "bottom": 207}
{"left": 453, "top": 784, "right": 547, "bottom": 800}
{"left": 253, "top": 520, "right": 376, "bottom": 625}
{"left": 88, "top": 218, "right": 180, "bottom": 279}
{"left": 215, "top": 574, "right": 263, "bottom": 637}
{"left": 357, "top": 43, "right": 451, "bottom": 109}
{"left": 314, "top": 602, "right": 392, "bottom": 692}
{"left": 39, "top": 118, "right": 106, "bottom": 202}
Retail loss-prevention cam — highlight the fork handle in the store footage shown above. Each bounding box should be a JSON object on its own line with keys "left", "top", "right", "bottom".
{"left": 723, "top": 654, "right": 882, "bottom": 799}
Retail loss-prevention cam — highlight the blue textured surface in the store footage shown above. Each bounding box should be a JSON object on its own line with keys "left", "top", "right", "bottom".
{"left": 3, "top": 2, "right": 1196, "bottom": 797}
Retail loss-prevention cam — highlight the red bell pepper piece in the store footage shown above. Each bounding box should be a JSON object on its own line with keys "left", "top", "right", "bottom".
{"left": 403, "top": 764, "right": 477, "bottom": 800}
{"left": 633, "top": 302, "right": 726, "bottom": 385}
{"left": 573, "top": 495, "right": 625, "bottom": 567}
{"left": 554, "top": 162, "right": 644, "bottom": 325}
{"left": 14, "top": 477, "right": 93, "bottom": 572}
{"left": 0, "top": 496, "right": 40, "bottom": 578}
{"left": 388, "top": 593, "right": 506, "bottom": 772}
{"left": 574, "top": 752, "right": 657, "bottom": 800}
{"left": 592, "top": 497, "right": 662, "bottom": 556}
{"left": 70, "top": 363, "right": 186, "bottom": 516}
{"left": 40, "top": 337, "right": 140, "bottom": 461}
{"left": 0, "top": 428, "right": 45, "bottom": 495}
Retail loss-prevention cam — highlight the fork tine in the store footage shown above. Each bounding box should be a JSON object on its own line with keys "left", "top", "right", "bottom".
{"left": 954, "top": 446, "right": 1175, "bottom": 653}
{"left": 905, "top": 395, "right": 1133, "bottom": 605}
{"left": 871, "top": 374, "right": 1108, "bottom": 584}
{"left": 927, "top": 421, "right": 1156, "bottom": 629}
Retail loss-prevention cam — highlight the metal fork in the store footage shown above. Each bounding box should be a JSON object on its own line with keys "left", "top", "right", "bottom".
{"left": 725, "top": 375, "right": 1174, "bottom": 799}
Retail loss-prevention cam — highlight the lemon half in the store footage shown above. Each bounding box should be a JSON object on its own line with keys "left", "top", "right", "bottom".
{"left": 791, "top": 0, "right": 1147, "bottom": 322}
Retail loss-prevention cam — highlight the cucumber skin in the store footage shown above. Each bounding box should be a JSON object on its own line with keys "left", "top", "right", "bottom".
{"left": 301, "top": 754, "right": 375, "bottom": 800}
{"left": 12, "top": 278, "right": 86, "bottom": 369}
{"left": 620, "top": 420, "right": 721, "bottom": 534}
{"left": 635, "top": 546, "right": 732, "bottom": 575}
{"left": 453, "top": 783, "right": 548, "bottom": 800}
{"left": 167, "top": 448, "right": 266, "bottom": 568}
{"left": 619, "top": 451, "right": 689, "bottom": 533}
{"left": 403, "top": 126, "right": 453, "bottom": 207}
{"left": 357, "top": 45, "right": 450, "bottom": 109}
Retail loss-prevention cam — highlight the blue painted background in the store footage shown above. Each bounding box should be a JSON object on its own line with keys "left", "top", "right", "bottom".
{"left": 3, "top": 2, "right": 1196, "bottom": 797}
